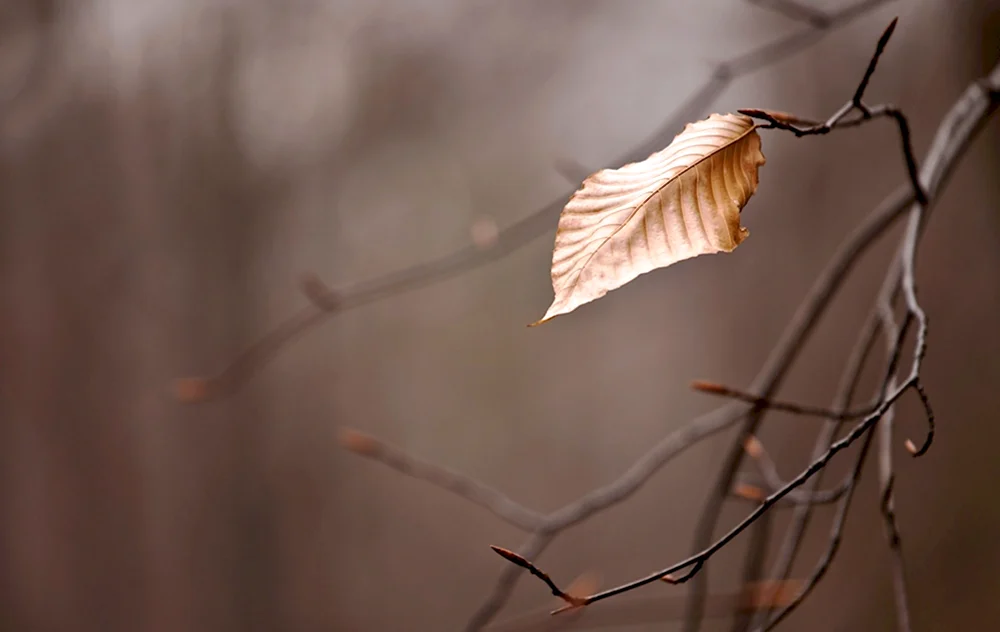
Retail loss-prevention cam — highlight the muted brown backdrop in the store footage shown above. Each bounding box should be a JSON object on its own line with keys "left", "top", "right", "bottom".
{"left": 1, "top": 1, "right": 999, "bottom": 630}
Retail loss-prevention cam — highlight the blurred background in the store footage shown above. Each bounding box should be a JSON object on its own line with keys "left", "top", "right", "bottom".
{"left": 1, "top": 1, "right": 999, "bottom": 630}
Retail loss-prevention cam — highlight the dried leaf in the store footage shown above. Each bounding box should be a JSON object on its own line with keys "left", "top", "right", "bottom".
{"left": 534, "top": 113, "right": 765, "bottom": 325}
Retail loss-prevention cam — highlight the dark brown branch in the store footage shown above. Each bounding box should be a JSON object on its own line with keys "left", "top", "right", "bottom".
{"left": 501, "top": 383, "right": 917, "bottom": 607}
{"left": 853, "top": 17, "right": 897, "bottom": 104}
{"left": 487, "top": 581, "right": 805, "bottom": 631}
{"left": 740, "top": 436, "right": 849, "bottom": 505}
{"left": 732, "top": 479, "right": 845, "bottom": 507}
{"left": 761, "top": 426, "right": 879, "bottom": 630}
{"left": 755, "top": 280, "right": 895, "bottom": 629}
{"left": 691, "top": 380, "right": 877, "bottom": 421}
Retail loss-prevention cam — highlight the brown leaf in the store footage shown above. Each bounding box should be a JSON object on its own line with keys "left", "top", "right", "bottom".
{"left": 534, "top": 113, "right": 765, "bottom": 325}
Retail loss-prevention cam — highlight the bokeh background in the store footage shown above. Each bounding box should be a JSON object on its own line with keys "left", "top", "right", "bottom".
{"left": 2, "top": 1, "right": 999, "bottom": 630}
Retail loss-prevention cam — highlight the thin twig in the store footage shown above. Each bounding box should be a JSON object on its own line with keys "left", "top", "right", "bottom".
{"left": 755, "top": 276, "right": 897, "bottom": 629}
{"left": 692, "top": 380, "right": 877, "bottom": 421}
{"left": 760, "top": 426, "right": 879, "bottom": 630}
{"left": 876, "top": 288, "right": 914, "bottom": 632}
{"left": 490, "top": 547, "right": 586, "bottom": 609}
{"left": 502, "top": 384, "right": 917, "bottom": 607}
{"left": 338, "top": 428, "right": 545, "bottom": 532}
{"left": 740, "top": 436, "right": 849, "bottom": 505}
{"left": 732, "top": 479, "right": 845, "bottom": 506}
{"left": 747, "top": 0, "right": 831, "bottom": 28}
{"left": 486, "top": 580, "right": 805, "bottom": 631}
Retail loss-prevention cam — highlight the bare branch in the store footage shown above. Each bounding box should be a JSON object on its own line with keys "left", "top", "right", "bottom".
{"left": 691, "top": 380, "right": 876, "bottom": 421}
{"left": 339, "top": 428, "right": 545, "bottom": 532}
{"left": 853, "top": 17, "right": 898, "bottom": 105}
{"left": 741, "top": 436, "right": 849, "bottom": 505}
{"left": 756, "top": 292, "right": 891, "bottom": 629}
{"left": 748, "top": 0, "right": 831, "bottom": 28}
{"left": 486, "top": 580, "right": 805, "bottom": 631}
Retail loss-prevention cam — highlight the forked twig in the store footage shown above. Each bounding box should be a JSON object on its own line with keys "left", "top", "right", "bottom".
{"left": 691, "top": 380, "right": 878, "bottom": 421}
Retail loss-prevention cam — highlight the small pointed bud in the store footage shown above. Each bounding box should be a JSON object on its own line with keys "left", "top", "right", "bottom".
{"left": 733, "top": 482, "right": 767, "bottom": 502}
{"left": 743, "top": 435, "right": 764, "bottom": 459}
{"left": 338, "top": 428, "right": 383, "bottom": 457}
{"left": 173, "top": 377, "right": 213, "bottom": 403}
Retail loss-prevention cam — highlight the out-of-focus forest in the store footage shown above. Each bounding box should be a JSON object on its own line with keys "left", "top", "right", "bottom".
{"left": 1, "top": 1, "right": 998, "bottom": 630}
